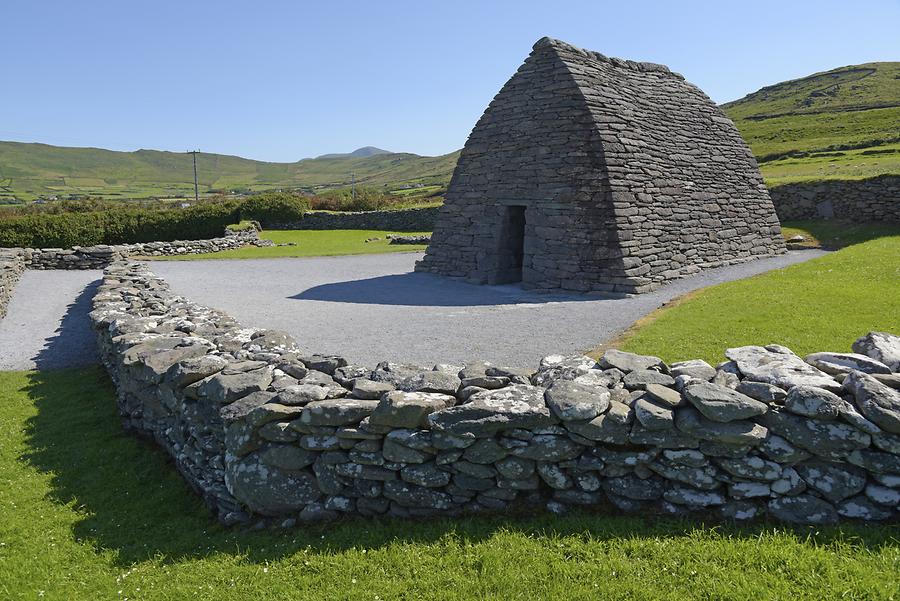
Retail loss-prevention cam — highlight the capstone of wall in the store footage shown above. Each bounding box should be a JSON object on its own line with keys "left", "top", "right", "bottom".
{"left": 769, "top": 175, "right": 900, "bottom": 222}
{"left": 91, "top": 261, "right": 900, "bottom": 526}
{"left": 272, "top": 207, "right": 439, "bottom": 232}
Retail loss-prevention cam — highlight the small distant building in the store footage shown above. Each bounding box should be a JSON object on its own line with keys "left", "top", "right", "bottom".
{"left": 416, "top": 38, "right": 785, "bottom": 294}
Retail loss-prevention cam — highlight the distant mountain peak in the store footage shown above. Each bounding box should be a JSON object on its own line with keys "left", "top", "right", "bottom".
{"left": 315, "top": 146, "right": 392, "bottom": 159}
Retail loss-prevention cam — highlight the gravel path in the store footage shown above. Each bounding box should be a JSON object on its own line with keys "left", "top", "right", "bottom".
{"left": 0, "top": 250, "right": 827, "bottom": 371}
{"left": 0, "top": 269, "right": 100, "bottom": 370}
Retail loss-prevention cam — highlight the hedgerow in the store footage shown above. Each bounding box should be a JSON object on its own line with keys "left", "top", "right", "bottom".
{"left": 0, "top": 192, "right": 308, "bottom": 247}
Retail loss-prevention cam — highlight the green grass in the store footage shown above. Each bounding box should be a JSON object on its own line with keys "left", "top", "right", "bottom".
{"left": 780, "top": 220, "right": 900, "bottom": 249}
{"left": 723, "top": 62, "right": 900, "bottom": 121}
{"left": 722, "top": 61, "right": 900, "bottom": 184}
{"left": 618, "top": 226, "right": 900, "bottom": 365}
{"left": 762, "top": 142, "right": 900, "bottom": 186}
{"left": 151, "top": 229, "right": 431, "bottom": 260}
{"left": 388, "top": 185, "right": 444, "bottom": 197}
{"left": 1, "top": 367, "right": 898, "bottom": 600}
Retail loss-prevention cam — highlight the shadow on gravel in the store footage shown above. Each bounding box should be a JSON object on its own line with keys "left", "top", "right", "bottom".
{"left": 291, "top": 272, "right": 598, "bottom": 306}
{"left": 33, "top": 278, "right": 100, "bottom": 370}
{"left": 20, "top": 368, "right": 899, "bottom": 568}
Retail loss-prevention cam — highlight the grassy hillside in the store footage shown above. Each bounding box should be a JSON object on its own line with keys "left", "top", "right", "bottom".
{"left": 2, "top": 62, "right": 896, "bottom": 201}
{"left": 722, "top": 61, "right": 900, "bottom": 185}
{"left": 0, "top": 141, "right": 458, "bottom": 202}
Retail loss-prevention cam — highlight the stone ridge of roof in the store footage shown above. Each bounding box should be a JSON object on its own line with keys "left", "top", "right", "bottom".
{"left": 532, "top": 36, "right": 685, "bottom": 81}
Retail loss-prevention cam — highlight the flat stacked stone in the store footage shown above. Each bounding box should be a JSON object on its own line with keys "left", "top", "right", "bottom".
{"left": 90, "top": 261, "right": 900, "bottom": 527}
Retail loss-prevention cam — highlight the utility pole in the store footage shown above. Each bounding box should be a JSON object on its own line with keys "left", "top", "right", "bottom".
{"left": 350, "top": 172, "right": 356, "bottom": 202}
{"left": 188, "top": 150, "right": 200, "bottom": 203}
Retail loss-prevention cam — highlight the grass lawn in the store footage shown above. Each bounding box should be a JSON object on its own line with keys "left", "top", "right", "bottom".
{"left": 1, "top": 368, "right": 898, "bottom": 600}
{"left": 761, "top": 142, "right": 900, "bottom": 186}
{"left": 150, "top": 229, "right": 431, "bottom": 260}
{"left": 614, "top": 223, "right": 900, "bottom": 365}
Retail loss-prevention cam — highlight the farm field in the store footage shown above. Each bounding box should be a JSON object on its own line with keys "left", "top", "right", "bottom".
{"left": 147, "top": 229, "right": 431, "bottom": 260}
{"left": 760, "top": 142, "right": 900, "bottom": 186}
{"left": 1, "top": 369, "right": 897, "bottom": 601}
{"left": 0, "top": 141, "right": 459, "bottom": 202}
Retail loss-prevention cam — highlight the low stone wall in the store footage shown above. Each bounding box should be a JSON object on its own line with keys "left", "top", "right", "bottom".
{"left": 0, "top": 251, "right": 25, "bottom": 318}
{"left": 769, "top": 175, "right": 900, "bottom": 222}
{"left": 91, "top": 261, "right": 900, "bottom": 526}
{"left": 273, "top": 207, "right": 439, "bottom": 232}
{"left": 1, "top": 230, "right": 270, "bottom": 271}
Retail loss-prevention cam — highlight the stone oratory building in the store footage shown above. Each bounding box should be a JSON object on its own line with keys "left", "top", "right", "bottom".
{"left": 416, "top": 38, "right": 786, "bottom": 294}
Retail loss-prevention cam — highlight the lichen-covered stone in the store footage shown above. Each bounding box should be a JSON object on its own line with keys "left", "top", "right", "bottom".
{"left": 735, "top": 381, "right": 787, "bottom": 403}
{"left": 794, "top": 460, "right": 867, "bottom": 503}
{"left": 544, "top": 380, "right": 610, "bottom": 421}
{"left": 767, "top": 495, "right": 838, "bottom": 525}
{"left": 675, "top": 407, "right": 768, "bottom": 445}
{"left": 428, "top": 385, "right": 557, "bottom": 436}
{"left": 805, "top": 352, "right": 891, "bottom": 376}
{"left": 258, "top": 444, "right": 316, "bottom": 470}
{"left": 369, "top": 391, "right": 454, "bottom": 428}
{"left": 225, "top": 452, "right": 321, "bottom": 516}
{"left": 602, "top": 475, "right": 665, "bottom": 500}
{"left": 758, "top": 407, "right": 871, "bottom": 459}
{"left": 564, "top": 400, "right": 632, "bottom": 444}
{"left": 852, "top": 331, "right": 900, "bottom": 371}
{"left": 644, "top": 383, "right": 684, "bottom": 408}
{"left": 670, "top": 359, "right": 716, "bottom": 381}
{"left": 843, "top": 371, "right": 900, "bottom": 434}
{"left": 683, "top": 382, "right": 768, "bottom": 422}
{"left": 725, "top": 345, "right": 841, "bottom": 392}
{"left": 299, "top": 399, "right": 380, "bottom": 427}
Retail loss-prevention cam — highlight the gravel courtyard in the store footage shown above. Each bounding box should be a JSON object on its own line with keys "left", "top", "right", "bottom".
{"left": 0, "top": 250, "right": 827, "bottom": 371}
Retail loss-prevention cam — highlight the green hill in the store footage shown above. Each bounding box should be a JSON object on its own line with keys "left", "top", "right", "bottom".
{"left": 1, "top": 62, "right": 896, "bottom": 201}
{"left": 722, "top": 61, "right": 900, "bottom": 185}
{"left": 0, "top": 141, "right": 459, "bottom": 202}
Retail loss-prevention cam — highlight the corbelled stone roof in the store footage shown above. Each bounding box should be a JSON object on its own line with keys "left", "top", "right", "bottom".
{"left": 417, "top": 38, "right": 785, "bottom": 294}
{"left": 532, "top": 37, "right": 678, "bottom": 77}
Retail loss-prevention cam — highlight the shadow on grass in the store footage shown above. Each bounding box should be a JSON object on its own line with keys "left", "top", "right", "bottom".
{"left": 20, "top": 368, "right": 900, "bottom": 568}
{"left": 781, "top": 219, "right": 900, "bottom": 250}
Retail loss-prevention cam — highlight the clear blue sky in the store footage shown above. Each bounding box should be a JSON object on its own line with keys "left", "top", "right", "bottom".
{"left": 2, "top": 0, "right": 897, "bottom": 162}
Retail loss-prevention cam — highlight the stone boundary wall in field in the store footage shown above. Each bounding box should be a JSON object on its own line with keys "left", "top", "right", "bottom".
{"left": 272, "top": 207, "right": 439, "bottom": 232}
{"left": 0, "top": 252, "right": 25, "bottom": 318}
{"left": 91, "top": 261, "right": 900, "bottom": 527}
{"left": 769, "top": 175, "right": 900, "bottom": 222}
{"left": 0, "top": 229, "right": 270, "bottom": 271}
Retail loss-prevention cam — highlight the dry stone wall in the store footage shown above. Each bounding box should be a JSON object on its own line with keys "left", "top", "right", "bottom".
{"left": 0, "top": 229, "right": 269, "bottom": 271}
{"left": 92, "top": 261, "right": 900, "bottom": 526}
{"left": 0, "top": 251, "right": 25, "bottom": 318}
{"left": 769, "top": 175, "right": 900, "bottom": 222}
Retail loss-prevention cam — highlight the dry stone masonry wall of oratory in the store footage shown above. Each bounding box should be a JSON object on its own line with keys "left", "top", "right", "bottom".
{"left": 92, "top": 261, "right": 900, "bottom": 527}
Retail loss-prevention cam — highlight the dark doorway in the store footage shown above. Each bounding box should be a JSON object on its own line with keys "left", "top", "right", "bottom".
{"left": 496, "top": 205, "right": 527, "bottom": 283}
